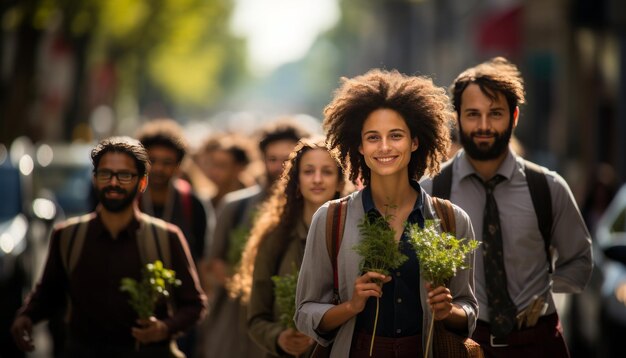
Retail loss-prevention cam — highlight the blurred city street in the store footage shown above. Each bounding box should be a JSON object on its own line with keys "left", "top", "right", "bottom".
{"left": 1, "top": 0, "right": 625, "bottom": 357}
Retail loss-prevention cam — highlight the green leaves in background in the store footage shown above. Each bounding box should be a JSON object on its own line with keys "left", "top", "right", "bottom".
{"left": 408, "top": 220, "right": 479, "bottom": 287}
{"left": 271, "top": 268, "right": 299, "bottom": 329}
{"left": 119, "top": 260, "right": 182, "bottom": 320}
{"left": 227, "top": 225, "right": 249, "bottom": 269}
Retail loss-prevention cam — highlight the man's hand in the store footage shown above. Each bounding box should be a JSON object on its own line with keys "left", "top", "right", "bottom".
{"left": 277, "top": 328, "right": 314, "bottom": 356}
{"left": 131, "top": 317, "right": 169, "bottom": 344}
{"left": 10, "top": 315, "right": 35, "bottom": 352}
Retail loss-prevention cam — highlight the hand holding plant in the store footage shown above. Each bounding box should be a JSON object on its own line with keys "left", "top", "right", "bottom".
{"left": 353, "top": 211, "right": 408, "bottom": 356}
{"left": 408, "top": 219, "right": 479, "bottom": 356}
{"left": 120, "top": 260, "right": 181, "bottom": 349}
{"left": 271, "top": 268, "right": 299, "bottom": 330}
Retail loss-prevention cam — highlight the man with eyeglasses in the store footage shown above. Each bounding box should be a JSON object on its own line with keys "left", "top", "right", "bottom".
{"left": 11, "top": 136, "right": 207, "bottom": 357}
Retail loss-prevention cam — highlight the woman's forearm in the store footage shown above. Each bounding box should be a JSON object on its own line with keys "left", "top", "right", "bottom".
{"left": 317, "top": 301, "right": 360, "bottom": 333}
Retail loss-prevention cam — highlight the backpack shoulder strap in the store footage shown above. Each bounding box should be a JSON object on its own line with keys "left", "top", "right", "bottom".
{"left": 324, "top": 197, "right": 349, "bottom": 301}
{"left": 59, "top": 213, "right": 95, "bottom": 274}
{"left": 432, "top": 163, "right": 453, "bottom": 200}
{"left": 430, "top": 196, "right": 456, "bottom": 235}
{"left": 524, "top": 160, "right": 553, "bottom": 272}
{"left": 137, "top": 213, "right": 172, "bottom": 268}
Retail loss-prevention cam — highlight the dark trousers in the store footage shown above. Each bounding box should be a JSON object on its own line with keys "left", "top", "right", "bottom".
{"left": 350, "top": 331, "right": 423, "bottom": 358}
{"left": 472, "top": 313, "right": 569, "bottom": 358}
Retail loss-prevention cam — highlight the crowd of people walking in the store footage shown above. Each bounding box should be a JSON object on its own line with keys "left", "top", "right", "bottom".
{"left": 9, "top": 57, "right": 593, "bottom": 358}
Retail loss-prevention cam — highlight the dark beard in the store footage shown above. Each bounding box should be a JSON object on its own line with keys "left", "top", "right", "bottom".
{"left": 96, "top": 184, "right": 139, "bottom": 212}
{"left": 459, "top": 121, "right": 513, "bottom": 161}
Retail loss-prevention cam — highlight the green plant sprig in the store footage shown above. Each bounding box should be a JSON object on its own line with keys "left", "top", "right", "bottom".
{"left": 120, "top": 260, "right": 182, "bottom": 320}
{"left": 408, "top": 219, "right": 479, "bottom": 357}
{"left": 227, "top": 225, "right": 249, "bottom": 268}
{"left": 353, "top": 212, "right": 408, "bottom": 280}
{"left": 271, "top": 267, "right": 299, "bottom": 329}
{"left": 353, "top": 210, "right": 408, "bottom": 356}
{"left": 407, "top": 219, "right": 479, "bottom": 287}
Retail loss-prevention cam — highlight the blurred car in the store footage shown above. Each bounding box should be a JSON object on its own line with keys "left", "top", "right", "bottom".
{"left": 31, "top": 143, "right": 94, "bottom": 222}
{"left": 0, "top": 150, "right": 30, "bottom": 358}
{"left": 567, "top": 183, "right": 626, "bottom": 358}
{"left": 595, "top": 183, "right": 626, "bottom": 357}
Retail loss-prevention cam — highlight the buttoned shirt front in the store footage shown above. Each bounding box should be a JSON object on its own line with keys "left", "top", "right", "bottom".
{"left": 354, "top": 181, "right": 425, "bottom": 337}
{"left": 420, "top": 150, "right": 593, "bottom": 322}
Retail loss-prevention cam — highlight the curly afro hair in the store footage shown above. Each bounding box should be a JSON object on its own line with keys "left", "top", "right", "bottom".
{"left": 323, "top": 68, "right": 453, "bottom": 186}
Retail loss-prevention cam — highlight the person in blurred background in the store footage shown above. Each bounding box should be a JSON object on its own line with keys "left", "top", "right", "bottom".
{"left": 136, "top": 119, "right": 214, "bottom": 267}
{"left": 10, "top": 136, "right": 207, "bottom": 357}
{"left": 136, "top": 119, "right": 214, "bottom": 358}
{"left": 199, "top": 119, "right": 309, "bottom": 358}
{"left": 421, "top": 57, "right": 593, "bottom": 357}
{"left": 229, "top": 136, "right": 347, "bottom": 357}
{"left": 195, "top": 133, "right": 256, "bottom": 211}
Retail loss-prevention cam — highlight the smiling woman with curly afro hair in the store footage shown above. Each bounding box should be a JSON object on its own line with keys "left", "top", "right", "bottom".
{"left": 323, "top": 69, "right": 453, "bottom": 185}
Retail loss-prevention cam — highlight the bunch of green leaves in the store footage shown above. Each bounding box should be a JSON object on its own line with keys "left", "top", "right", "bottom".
{"left": 353, "top": 212, "right": 408, "bottom": 279}
{"left": 226, "top": 225, "right": 249, "bottom": 268}
{"left": 408, "top": 220, "right": 479, "bottom": 286}
{"left": 120, "top": 260, "right": 181, "bottom": 319}
{"left": 271, "top": 268, "right": 299, "bottom": 329}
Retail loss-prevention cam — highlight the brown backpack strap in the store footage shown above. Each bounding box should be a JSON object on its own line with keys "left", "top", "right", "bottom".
{"left": 431, "top": 196, "right": 456, "bottom": 235}
{"left": 59, "top": 213, "right": 95, "bottom": 274}
{"left": 137, "top": 213, "right": 172, "bottom": 268}
{"left": 324, "top": 197, "right": 349, "bottom": 301}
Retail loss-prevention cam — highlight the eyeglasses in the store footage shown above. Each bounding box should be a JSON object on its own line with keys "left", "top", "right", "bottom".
{"left": 95, "top": 170, "right": 138, "bottom": 184}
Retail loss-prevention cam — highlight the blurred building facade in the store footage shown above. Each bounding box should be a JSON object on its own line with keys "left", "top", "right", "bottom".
{"left": 327, "top": 0, "right": 625, "bottom": 191}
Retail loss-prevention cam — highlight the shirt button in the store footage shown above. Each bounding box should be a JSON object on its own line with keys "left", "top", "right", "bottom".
{"left": 397, "top": 298, "right": 402, "bottom": 303}
{"left": 396, "top": 329, "right": 402, "bottom": 334}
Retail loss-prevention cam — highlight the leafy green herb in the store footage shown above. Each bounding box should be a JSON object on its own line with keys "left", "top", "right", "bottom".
{"left": 227, "top": 225, "right": 249, "bottom": 268}
{"left": 353, "top": 210, "right": 408, "bottom": 356}
{"left": 119, "top": 260, "right": 181, "bottom": 320}
{"left": 353, "top": 212, "right": 408, "bottom": 278}
{"left": 407, "top": 219, "right": 479, "bottom": 356}
{"left": 407, "top": 220, "right": 479, "bottom": 287}
{"left": 271, "top": 268, "right": 299, "bottom": 329}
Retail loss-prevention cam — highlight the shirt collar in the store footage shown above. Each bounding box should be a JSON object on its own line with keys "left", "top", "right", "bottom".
{"left": 93, "top": 209, "right": 142, "bottom": 238}
{"left": 456, "top": 148, "right": 518, "bottom": 181}
{"left": 362, "top": 180, "right": 424, "bottom": 215}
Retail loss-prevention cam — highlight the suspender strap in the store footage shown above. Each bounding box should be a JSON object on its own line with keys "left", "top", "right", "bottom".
{"left": 432, "top": 163, "right": 453, "bottom": 200}
{"left": 524, "top": 160, "right": 553, "bottom": 273}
